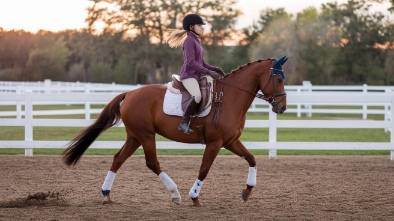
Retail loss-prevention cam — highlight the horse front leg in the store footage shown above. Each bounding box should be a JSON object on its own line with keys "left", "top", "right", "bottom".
{"left": 102, "top": 136, "right": 140, "bottom": 204}
{"left": 190, "top": 142, "right": 222, "bottom": 206}
{"left": 224, "top": 139, "right": 256, "bottom": 202}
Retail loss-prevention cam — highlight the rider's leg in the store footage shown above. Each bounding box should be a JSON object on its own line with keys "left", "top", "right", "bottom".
{"left": 178, "top": 78, "right": 201, "bottom": 134}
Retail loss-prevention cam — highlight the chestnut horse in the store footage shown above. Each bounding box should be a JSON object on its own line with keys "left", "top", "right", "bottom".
{"left": 62, "top": 56, "right": 288, "bottom": 206}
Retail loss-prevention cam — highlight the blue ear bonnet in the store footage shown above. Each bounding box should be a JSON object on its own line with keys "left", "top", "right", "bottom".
{"left": 272, "top": 56, "right": 288, "bottom": 80}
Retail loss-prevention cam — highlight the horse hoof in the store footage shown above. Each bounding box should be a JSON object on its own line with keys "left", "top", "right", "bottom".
{"left": 102, "top": 199, "right": 114, "bottom": 205}
{"left": 102, "top": 195, "right": 113, "bottom": 205}
{"left": 191, "top": 197, "right": 202, "bottom": 207}
{"left": 242, "top": 189, "right": 250, "bottom": 202}
{"left": 172, "top": 192, "right": 182, "bottom": 205}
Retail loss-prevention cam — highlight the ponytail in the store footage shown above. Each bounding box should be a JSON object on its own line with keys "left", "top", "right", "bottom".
{"left": 166, "top": 29, "right": 187, "bottom": 48}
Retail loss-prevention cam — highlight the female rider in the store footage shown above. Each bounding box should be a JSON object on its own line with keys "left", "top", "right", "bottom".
{"left": 166, "top": 14, "right": 225, "bottom": 134}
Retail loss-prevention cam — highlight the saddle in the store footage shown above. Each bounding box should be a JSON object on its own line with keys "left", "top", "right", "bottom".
{"left": 167, "top": 74, "right": 213, "bottom": 115}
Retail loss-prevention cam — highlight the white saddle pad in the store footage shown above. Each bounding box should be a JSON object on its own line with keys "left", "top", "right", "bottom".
{"left": 163, "top": 89, "right": 211, "bottom": 117}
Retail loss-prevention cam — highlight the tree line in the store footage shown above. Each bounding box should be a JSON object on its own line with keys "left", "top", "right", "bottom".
{"left": 0, "top": 0, "right": 393, "bottom": 85}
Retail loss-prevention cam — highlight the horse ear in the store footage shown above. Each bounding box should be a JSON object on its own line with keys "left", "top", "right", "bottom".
{"left": 274, "top": 56, "right": 286, "bottom": 68}
{"left": 281, "top": 56, "right": 289, "bottom": 65}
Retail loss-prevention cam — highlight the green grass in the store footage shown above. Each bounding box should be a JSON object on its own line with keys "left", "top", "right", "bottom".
{"left": 0, "top": 105, "right": 391, "bottom": 155}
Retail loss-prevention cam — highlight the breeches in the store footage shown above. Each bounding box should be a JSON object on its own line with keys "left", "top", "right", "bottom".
{"left": 181, "top": 78, "right": 201, "bottom": 103}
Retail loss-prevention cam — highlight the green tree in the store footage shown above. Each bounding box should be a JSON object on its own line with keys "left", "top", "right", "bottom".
{"left": 323, "top": 0, "right": 391, "bottom": 84}
{"left": 0, "top": 29, "right": 34, "bottom": 80}
{"left": 25, "top": 35, "right": 71, "bottom": 81}
{"left": 85, "top": 0, "right": 239, "bottom": 83}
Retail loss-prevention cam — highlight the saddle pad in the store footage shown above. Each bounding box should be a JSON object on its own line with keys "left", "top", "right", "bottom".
{"left": 163, "top": 89, "right": 211, "bottom": 117}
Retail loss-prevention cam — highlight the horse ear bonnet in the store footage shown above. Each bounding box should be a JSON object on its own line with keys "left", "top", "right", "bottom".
{"left": 274, "top": 56, "right": 288, "bottom": 69}
{"left": 273, "top": 56, "right": 288, "bottom": 79}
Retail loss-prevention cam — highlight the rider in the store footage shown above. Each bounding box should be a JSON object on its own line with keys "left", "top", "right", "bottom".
{"left": 166, "top": 14, "right": 225, "bottom": 134}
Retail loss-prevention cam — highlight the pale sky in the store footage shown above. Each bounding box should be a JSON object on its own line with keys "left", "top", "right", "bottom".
{"left": 0, "top": 0, "right": 390, "bottom": 33}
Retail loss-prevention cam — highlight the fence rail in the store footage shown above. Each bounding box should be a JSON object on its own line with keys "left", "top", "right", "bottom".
{"left": 1, "top": 89, "right": 393, "bottom": 160}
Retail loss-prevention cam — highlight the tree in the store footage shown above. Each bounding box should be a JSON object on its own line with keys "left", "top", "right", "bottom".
{"left": 0, "top": 30, "right": 34, "bottom": 80}
{"left": 85, "top": 0, "right": 240, "bottom": 83}
{"left": 25, "top": 35, "right": 71, "bottom": 81}
{"left": 322, "top": 0, "right": 392, "bottom": 84}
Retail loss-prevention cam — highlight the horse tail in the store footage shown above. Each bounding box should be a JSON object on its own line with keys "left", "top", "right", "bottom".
{"left": 62, "top": 92, "right": 128, "bottom": 166}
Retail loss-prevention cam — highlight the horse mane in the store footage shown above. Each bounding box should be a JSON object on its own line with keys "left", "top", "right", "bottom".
{"left": 227, "top": 58, "right": 275, "bottom": 76}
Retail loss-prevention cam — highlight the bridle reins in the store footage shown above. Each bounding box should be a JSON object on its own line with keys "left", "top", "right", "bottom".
{"left": 214, "top": 67, "right": 287, "bottom": 107}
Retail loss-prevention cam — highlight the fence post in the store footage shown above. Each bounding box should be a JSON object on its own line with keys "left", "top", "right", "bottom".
{"left": 24, "top": 90, "right": 33, "bottom": 156}
{"left": 44, "top": 79, "right": 51, "bottom": 94}
{"left": 85, "top": 85, "right": 91, "bottom": 120}
{"left": 362, "top": 84, "right": 368, "bottom": 120}
{"left": 297, "top": 87, "right": 301, "bottom": 118}
{"left": 268, "top": 110, "right": 277, "bottom": 160}
{"left": 16, "top": 86, "right": 22, "bottom": 119}
{"left": 391, "top": 92, "right": 394, "bottom": 161}
{"left": 303, "top": 81, "right": 312, "bottom": 117}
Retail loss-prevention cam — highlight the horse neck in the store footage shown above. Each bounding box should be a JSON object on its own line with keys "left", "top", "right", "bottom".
{"left": 222, "top": 60, "right": 272, "bottom": 114}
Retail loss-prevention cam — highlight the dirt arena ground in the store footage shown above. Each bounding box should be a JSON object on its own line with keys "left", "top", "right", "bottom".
{"left": 1, "top": 155, "right": 394, "bottom": 221}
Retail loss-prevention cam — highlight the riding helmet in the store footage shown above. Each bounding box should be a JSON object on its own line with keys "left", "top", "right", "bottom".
{"left": 182, "top": 14, "right": 206, "bottom": 30}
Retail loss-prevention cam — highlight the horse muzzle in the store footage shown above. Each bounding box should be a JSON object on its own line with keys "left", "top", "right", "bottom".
{"left": 272, "top": 105, "right": 287, "bottom": 114}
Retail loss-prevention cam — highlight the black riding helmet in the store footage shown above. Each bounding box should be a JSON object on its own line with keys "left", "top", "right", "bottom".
{"left": 182, "top": 14, "right": 206, "bottom": 31}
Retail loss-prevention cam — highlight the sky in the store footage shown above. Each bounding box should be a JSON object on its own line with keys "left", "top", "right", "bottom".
{"left": 0, "top": 0, "right": 390, "bottom": 33}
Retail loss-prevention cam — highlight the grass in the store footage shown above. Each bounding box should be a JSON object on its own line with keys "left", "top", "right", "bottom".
{"left": 0, "top": 105, "right": 391, "bottom": 156}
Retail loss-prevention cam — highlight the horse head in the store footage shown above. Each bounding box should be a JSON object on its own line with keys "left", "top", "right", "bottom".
{"left": 258, "top": 56, "right": 288, "bottom": 114}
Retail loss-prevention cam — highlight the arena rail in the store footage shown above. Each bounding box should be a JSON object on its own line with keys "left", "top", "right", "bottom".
{"left": 0, "top": 80, "right": 392, "bottom": 120}
{"left": 1, "top": 91, "right": 393, "bottom": 160}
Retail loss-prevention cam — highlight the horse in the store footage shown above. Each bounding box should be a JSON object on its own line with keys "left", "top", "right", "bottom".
{"left": 62, "top": 56, "right": 289, "bottom": 206}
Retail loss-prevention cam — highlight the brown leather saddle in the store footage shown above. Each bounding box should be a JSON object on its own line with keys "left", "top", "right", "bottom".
{"left": 167, "top": 74, "right": 213, "bottom": 115}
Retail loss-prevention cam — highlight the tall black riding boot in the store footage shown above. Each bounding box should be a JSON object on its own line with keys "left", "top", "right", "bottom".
{"left": 178, "top": 97, "right": 199, "bottom": 134}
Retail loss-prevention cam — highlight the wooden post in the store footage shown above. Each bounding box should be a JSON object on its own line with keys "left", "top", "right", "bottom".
{"left": 391, "top": 91, "right": 394, "bottom": 161}
{"left": 24, "top": 90, "right": 33, "bottom": 156}
{"left": 268, "top": 110, "right": 277, "bottom": 160}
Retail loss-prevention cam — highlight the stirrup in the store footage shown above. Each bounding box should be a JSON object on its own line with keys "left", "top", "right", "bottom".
{"left": 178, "top": 119, "right": 193, "bottom": 134}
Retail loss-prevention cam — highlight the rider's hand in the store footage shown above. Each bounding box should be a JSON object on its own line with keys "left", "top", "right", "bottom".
{"left": 213, "top": 67, "right": 225, "bottom": 76}
{"left": 206, "top": 70, "right": 222, "bottom": 80}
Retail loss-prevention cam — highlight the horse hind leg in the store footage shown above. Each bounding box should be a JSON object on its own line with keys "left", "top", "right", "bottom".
{"left": 142, "top": 139, "right": 181, "bottom": 205}
{"left": 224, "top": 139, "right": 256, "bottom": 202}
{"left": 102, "top": 136, "right": 141, "bottom": 204}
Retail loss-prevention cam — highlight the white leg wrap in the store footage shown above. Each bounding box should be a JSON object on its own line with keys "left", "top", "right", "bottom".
{"left": 189, "top": 179, "right": 204, "bottom": 198}
{"left": 159, "top": 172, "right": 178, "bottom": 193}
{"left": 102, "top": 171, "right": 116, "bottom": 191}
{"left": 246, "top": 167, "right": 257, "bottom": 186}
{"left": 159, "top": 172, "right": 181, "bottom": 205}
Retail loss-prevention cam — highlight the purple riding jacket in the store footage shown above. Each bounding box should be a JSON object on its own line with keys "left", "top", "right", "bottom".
{"left": 179, "top": 32, "right": 215, "bottom": 80}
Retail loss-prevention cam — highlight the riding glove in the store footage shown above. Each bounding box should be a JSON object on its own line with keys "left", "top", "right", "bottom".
{"left": 213, "top": 67, "right": 226, "bottom": 76}
{"left": 206, "top": 70, "right": 222, "bottom": 80}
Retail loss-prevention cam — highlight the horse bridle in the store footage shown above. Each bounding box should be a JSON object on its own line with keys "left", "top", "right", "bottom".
{"left": 214, "top": 67, "right": 287, "bottom": 107}
{"left": 257, "top": 67, "right": 287, "bottom": 107}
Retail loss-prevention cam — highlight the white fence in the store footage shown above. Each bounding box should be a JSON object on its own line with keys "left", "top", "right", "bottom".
{"left": 0, "top": 80, "right": 392, "bottom": 120}
{"left": 1, "top": 89, "right": 393, "bottom": 160}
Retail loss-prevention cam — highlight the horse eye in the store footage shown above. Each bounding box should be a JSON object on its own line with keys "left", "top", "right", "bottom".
{"left": 276, "top": 78, "right": 282, "bottom": 83}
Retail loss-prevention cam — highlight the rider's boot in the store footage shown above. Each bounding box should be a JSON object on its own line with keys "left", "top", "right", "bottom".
{"left": 178, "top": 97, "right": 198, "bottom": 134}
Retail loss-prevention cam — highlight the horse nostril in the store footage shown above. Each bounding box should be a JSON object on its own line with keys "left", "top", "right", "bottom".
{"left": 282, "top": 105, "right": 287, "bottom": 111}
